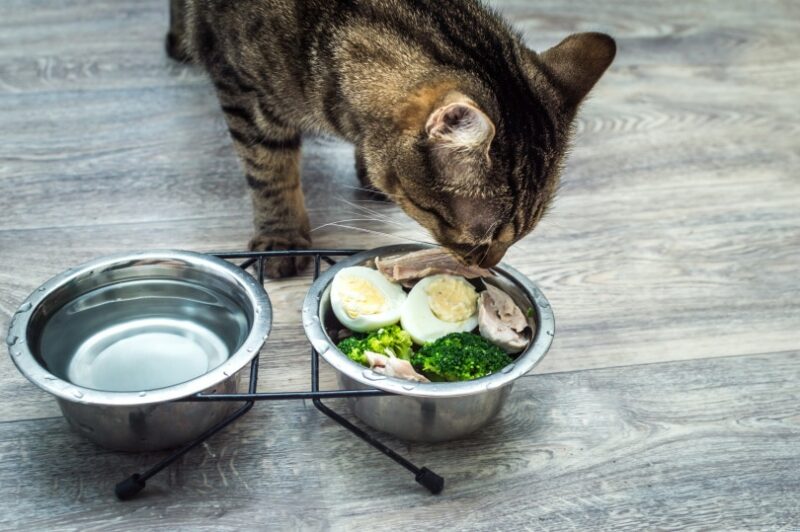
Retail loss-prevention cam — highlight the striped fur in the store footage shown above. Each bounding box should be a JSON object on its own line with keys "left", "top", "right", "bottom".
{"left": 168, "top": 0, "right": 615, "bottom": 276}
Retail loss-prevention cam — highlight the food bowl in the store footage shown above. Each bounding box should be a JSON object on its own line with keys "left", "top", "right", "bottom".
{"left": 6, "top": 251, "right": 271, "bottom": 451}
{"left": 302, "top": 244, "right": 555, "bottom": 442}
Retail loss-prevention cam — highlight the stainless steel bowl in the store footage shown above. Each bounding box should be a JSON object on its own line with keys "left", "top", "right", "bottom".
{"left": 6, "top": 251, "right": 271, "bottom": 451}
{"left": 302, "top": 244, "right": 555, "bottom": 442}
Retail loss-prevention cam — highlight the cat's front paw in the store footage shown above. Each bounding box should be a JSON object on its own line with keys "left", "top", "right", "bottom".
{"left": 248, "top": 233, "right": 311, "bottom": 279}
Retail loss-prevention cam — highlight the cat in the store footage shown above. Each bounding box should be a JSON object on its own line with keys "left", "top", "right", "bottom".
{"left": 167, "top": 0, "right": 615, "bottom": 278}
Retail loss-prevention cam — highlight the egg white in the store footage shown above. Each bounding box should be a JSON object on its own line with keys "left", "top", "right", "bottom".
{"left": 400, "top": 275, "right": 479, "bottom": 345}
{"left": 330, "top": 266, "right": 406, "bottom": 333}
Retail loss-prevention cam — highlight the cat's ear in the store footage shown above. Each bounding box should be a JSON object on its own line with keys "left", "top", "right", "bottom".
{"left": 426, "top": 99, "right": 495, "bottom": 157}
{"left": 426, "top": 97, "right": 495, "bottom": 188}
{"left": 538, "top": 32, "right": 616, "bottom": 107}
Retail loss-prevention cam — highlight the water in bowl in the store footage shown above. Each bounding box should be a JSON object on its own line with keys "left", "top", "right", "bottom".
{"left": 38, "top": 279, "right": 250, "bottom": 392}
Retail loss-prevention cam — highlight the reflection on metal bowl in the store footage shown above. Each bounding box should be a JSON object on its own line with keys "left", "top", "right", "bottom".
{"left": 6, "top": 251, "right": 271, "bottom": 451}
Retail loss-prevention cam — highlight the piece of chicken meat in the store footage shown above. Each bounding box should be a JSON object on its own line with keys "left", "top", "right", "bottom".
{"left": 365, "top": 351, "right": 430, "bottom": 383}
{"left": 478, "top": 283, "right": 532, "bottom": 354}
{"left": 375, "top": 248, "right": 492, "bottom": 286}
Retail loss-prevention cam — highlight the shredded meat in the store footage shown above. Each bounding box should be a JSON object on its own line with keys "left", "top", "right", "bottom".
{"left": 337, "top": 328, "right": 355, "bottom": 342}
{"left": 365, "top": 351, "right": 430, "bottom": 383}
{"left": 477, "top": 284, "right": 531, "bottom": 354}
{"left": 375, "top": 248, "right": 492, "bottom": 286}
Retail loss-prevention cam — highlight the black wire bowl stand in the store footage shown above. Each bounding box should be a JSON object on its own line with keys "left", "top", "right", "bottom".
{"left": 115, "top": 249, "right": 444, "bottom": 500}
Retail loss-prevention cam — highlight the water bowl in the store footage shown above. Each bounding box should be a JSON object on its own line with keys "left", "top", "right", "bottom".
{"left": 6, "top": 251, "right": 271, "bottom": 451}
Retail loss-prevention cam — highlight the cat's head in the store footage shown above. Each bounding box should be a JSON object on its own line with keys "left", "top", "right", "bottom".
{"left": 367, "top": 32, "right": 615, "bottom": 267}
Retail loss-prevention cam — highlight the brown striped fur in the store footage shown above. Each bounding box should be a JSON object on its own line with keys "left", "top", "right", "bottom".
{"left": 167, "top": 0, "right": 615, "bottom": 277}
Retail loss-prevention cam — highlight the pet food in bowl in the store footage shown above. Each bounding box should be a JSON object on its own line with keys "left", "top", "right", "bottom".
{"left": 302, "top": 244, "right": 555, "bottom": 442}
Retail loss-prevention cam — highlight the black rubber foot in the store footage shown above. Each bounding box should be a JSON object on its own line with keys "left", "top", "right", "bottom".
{"left": 115, "top": 474, "right": 146, "bottom": 500}
{"left": 415, "top": 467, "right": 444, "bottom": 494}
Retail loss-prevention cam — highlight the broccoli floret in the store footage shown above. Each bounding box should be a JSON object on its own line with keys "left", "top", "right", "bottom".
{"left": 337, "top": 335, "right": 370, "bottom": 366}
{"left": 411, "top": 332, "right": 513, "bottom": 382}
{"left": 336, "top": 324, "right": 413, "bottom": 366}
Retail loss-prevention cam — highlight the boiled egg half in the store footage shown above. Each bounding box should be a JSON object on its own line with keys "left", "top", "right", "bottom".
{"left": 400, "top": 274, "right": 479, "bottom": 344}
{"left": 330, "top": 266, "right": 406, "bottom": 332}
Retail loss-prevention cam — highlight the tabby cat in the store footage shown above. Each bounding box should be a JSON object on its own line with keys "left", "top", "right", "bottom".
{"left": 167, "top": 0, "right": 615, "bottom": 277}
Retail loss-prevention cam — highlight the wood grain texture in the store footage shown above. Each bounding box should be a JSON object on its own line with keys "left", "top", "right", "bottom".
{"left": 0, "top": 0, "right": 799, "bottom": 528}
{"left": 0, "top": 353, "right": 797, "bottom": 530}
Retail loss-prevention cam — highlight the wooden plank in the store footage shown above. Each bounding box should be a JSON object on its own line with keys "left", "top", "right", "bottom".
{"left": 0, "top": 0, "right": 204, "bottom": 93}
{"left": 0, "top": 352, "right": 797, "bottom": 529}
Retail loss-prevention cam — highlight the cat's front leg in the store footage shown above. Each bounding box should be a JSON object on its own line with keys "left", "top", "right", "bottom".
{"left": 165, "top": 0, "right": 192, "bottom": 63}
{"left": 244, "top": 144, "right": 311, "bottom": 278}
{"left": 354, "top": 147, "right": 389, "bottom": 202}
{"left": 221, "top": 97, "right": 311, "bottom": 278}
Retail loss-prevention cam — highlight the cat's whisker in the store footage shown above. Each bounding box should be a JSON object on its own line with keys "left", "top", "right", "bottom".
{"left": 334, "top": 204, "right": 407, "bottom": 229}
{"left": 348, "top": 213, "right": 409, "bottom": 229}
{"left": 337, "top": 195, "right": 436, "bottom": 235}
{"left": 478, "top": 242, "right": 492, "bottom": 266}
{"left": 317, "top": 223, "right": 440, "bottom": 247}
{"left": 343, "top": 210, "right": 427, "bottom": 237}
{"left": 357, "top": 212, "right": 422, "bottom": 232}
{"left": 338, "top": 198, "right": 398, "bottom": 223}
{"left": 466, "top": 219, "right": 502, "bottom": 257}
{"left": 340, "top": 184, "right": 387, "bottom": 194}
{"left": 336, "top": 197, "right": 435, "bottom": 241}
{"left": 311, "top": 218, "right": 397, "bottom": 232}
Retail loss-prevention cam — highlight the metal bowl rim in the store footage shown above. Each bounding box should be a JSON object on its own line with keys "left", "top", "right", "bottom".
{"left": 302, "top": 244, "right": 555, "bottom": 399}
{"left": 6, "top": 250, "right": 272, "bottom": 407}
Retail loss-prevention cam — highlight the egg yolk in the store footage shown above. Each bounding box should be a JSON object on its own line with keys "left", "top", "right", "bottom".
{"left": 425, "top": 277, "right": 478, "bottom": 323}
{"left": 337, "top": 276, "right": 388, "bottom": 318}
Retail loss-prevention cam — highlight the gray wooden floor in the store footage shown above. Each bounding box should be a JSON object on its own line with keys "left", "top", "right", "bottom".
{"left": 1, "top": 0, "right": 798, "bottom": 529}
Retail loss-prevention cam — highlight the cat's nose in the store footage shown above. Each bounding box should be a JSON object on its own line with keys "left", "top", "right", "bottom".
{"left": 477, "top": 243, "right": 507, "bottom": 269}
{"left": 462, "top": 242, "right": 507, "bottom": 268}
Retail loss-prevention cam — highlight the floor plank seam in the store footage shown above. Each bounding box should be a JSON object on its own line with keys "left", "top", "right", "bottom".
{"left": 0, "top": 213, "right": 247, "bottom": 235}
{"left": 0, "top": 80, "right": 212, "bottom": 101}
{"left": 522, "top": 348, "right": 800, "bottom": 379}
{"left": 0, "top": 415, "right": 64, "bottom": 426}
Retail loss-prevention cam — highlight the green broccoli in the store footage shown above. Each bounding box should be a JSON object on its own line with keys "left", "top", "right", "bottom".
{"left": 336, "top": 324, "right": 413, "bottom": 366}
{"left": 411, "top": 332, "right": 513, "bottom": 382}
